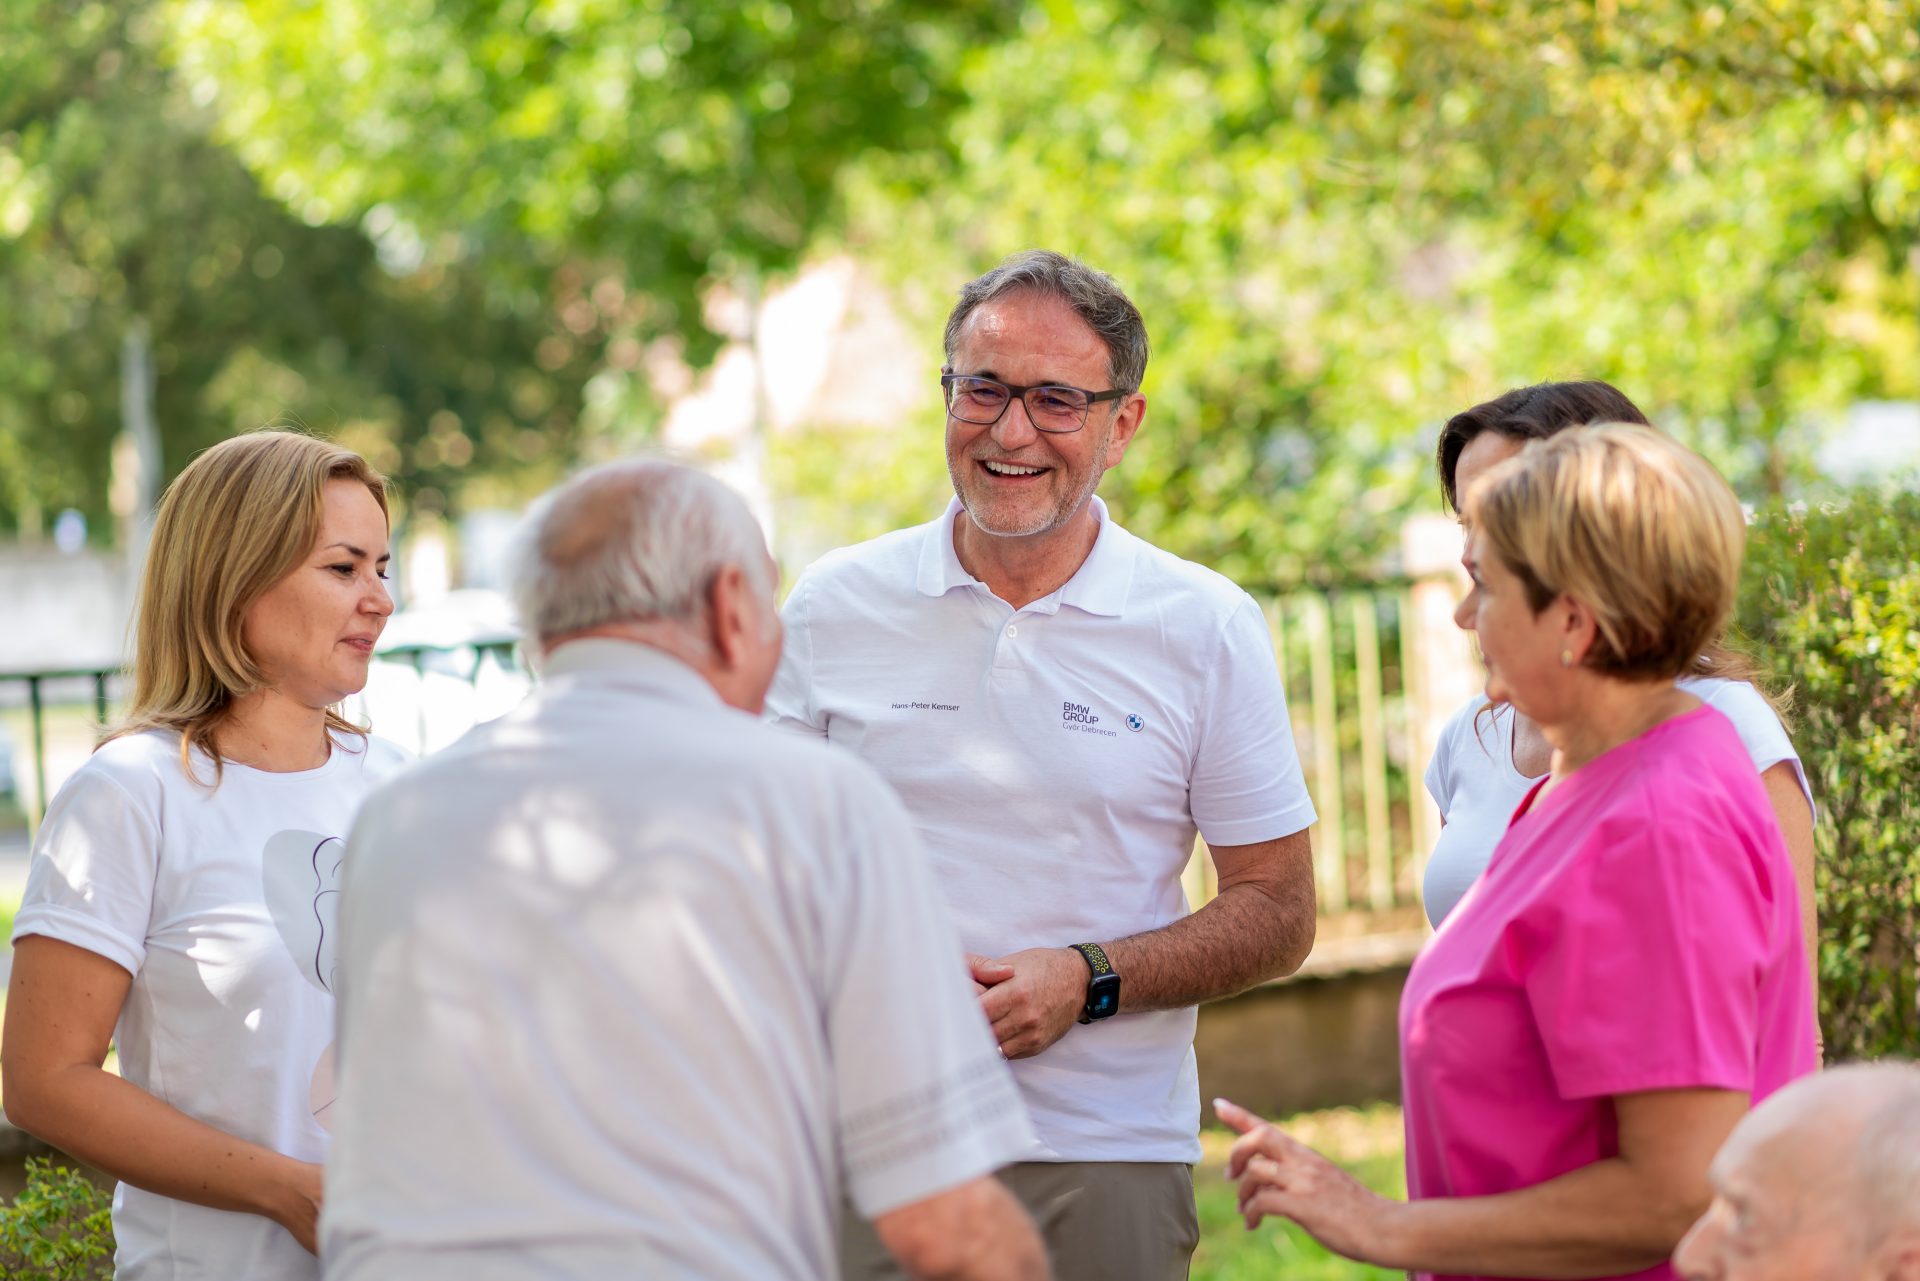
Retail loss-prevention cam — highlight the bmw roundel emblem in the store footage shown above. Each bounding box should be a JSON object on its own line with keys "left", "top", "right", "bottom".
{"left": 1126, "top": 714, "right": 1145, "bottom": 732}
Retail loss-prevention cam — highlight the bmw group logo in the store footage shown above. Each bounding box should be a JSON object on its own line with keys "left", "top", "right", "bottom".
{"left": 1125, "top": 714, "right": 1145, "bottom": 732}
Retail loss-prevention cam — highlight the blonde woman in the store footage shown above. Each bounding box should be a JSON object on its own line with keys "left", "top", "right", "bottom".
{"left": 3, "top": 432, "right": 407, "bottom": 1279}
{"left": 1423, "top": 383, "right": 1814, "bottom": 961}
{"left": 1218, "top": 426, "right": 1815, "bottom": 1281}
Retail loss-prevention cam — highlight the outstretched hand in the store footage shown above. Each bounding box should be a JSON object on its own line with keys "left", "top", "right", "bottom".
{"left": 1214, "top": 1097, "right": 1400, "bottom": 1265}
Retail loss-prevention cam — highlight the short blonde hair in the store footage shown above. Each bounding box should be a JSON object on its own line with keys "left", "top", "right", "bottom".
{"left": 1466, "top": 423, "right": 1744, "bottom": 681}
{"left": 106, "top": 430, "right": 389, "bottom": 783}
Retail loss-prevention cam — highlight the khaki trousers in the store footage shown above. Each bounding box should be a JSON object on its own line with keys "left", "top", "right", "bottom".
{"left": 840, "top": 1161, "right": 1199, "bottom": 1281}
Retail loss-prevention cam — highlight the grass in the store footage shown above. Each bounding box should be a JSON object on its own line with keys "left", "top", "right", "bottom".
{"left": 1193, "top": 1104, "right": 1407, "bottom": 1281}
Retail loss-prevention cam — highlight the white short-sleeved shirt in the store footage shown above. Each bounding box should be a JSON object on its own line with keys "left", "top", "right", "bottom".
{"left": 12, "top": 728, "right": 410, "bottom": 1281}
{"left": 1422, "top": 677, "right": 1813, "bottom": 927}
{"left": 767, "top": 496, "right": 1318, "bottom": 1164}
{"left": 321, "top": 640, "right": 1032, "bottom": 1281}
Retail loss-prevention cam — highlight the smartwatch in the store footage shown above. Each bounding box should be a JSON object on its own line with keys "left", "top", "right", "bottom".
{"left": 1070, "top": 943, "right": 1122, "bottom": 1024}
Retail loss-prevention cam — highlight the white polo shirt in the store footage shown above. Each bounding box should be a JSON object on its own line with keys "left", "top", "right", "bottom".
{"left": 323, "top": 640, "right": 1033, "bottom": 1280}
{"left": 769, "top": 496, "right": 1317, "bottom": 1164}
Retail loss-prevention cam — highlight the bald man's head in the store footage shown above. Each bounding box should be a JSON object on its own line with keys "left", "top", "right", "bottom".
{"left": 1676, "top": 1063, "right": 1920, "bottom": 1281}
{"left": 509, "top": 459, "right": 775, "bottom": 643}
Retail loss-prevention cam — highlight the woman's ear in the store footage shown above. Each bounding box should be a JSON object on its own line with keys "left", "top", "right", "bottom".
{"left": 1558, "top": 595, "right": 1601, "bottom": 667}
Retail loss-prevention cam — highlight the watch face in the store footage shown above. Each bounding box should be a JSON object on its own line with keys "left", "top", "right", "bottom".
{"left": 1087, "top": 975, "right": 1122, "bottom": 1020}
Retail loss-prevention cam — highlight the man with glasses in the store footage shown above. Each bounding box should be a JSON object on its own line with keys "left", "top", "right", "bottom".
{"left": 768, "top": 249, "right": 1319, "bottom": 1281}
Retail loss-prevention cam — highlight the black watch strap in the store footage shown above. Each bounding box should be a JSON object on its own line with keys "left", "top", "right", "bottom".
{"left": 1071, "top": 943, "right": 1122, "bottom": 1024}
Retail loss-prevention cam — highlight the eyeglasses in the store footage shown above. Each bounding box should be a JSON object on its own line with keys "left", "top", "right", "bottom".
{"left": 940, "top": 374, "right": 1130, "bottom": 434}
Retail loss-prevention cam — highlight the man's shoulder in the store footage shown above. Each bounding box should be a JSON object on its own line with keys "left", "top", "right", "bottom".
{"left": 413, "top": 689, "right": 888, "bottom": 799}
{"left": 792, "top": 517, "right": 941, "bottom": 596}
{"left": 1112, "top": 521, "right": 1259, "bottom": 621}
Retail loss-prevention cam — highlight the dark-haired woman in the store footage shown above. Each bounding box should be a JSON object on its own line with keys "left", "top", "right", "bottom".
{"left": 1422, "top": 383, "right": 1815, "bottom": 1015}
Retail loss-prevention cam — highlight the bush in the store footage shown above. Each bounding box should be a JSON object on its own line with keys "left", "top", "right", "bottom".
{"left": 0, "top": 1157, "right": 113, "bottom": 1280}
{"left": 1738, "top": 492, "right": 1920, "bottom": 1060}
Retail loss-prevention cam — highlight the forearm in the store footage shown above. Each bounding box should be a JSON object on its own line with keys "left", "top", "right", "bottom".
{"left": 877, "top": 1177, "right": 1050, "bottom": 1281}
{"left": 10, "top": 1064, "right": 309, "bottom": 1225}
{"left": 1375, "top": 1158, "right": 1696, "bottom": 1278}
{"left": 919, "top": 1213, "right": 1049, "bottom": 1281}
{"left": 1103, "top": 881, "right": 1315, "bottom": 1013}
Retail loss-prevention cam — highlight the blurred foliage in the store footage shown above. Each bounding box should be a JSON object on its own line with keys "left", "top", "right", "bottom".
{"left": 827, "top": 0, "right": 1919, "bottom": 583}
{"left": 161, "top": 0, "right": 1005, "bottom": 368}
{"left": 0, "top": 1, "right": 608, "bottom": 534}
{"left": 2, "top": 0, "right": 1917, "bottom": 575}
{"left": 1738, "top": 490, "right": 1920, "bottom": 1060}
{"left": 0, "top": 1158, "right": 112, "bottom": 1281}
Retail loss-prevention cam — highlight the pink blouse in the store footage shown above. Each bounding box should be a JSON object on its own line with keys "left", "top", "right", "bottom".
{"left": 1400, "top": 706, "right": 1816, "bottom": 1281}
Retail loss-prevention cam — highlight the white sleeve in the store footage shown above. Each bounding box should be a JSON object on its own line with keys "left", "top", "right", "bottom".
{"left": 11, "top": 762, "right": 160, "bottom": 976}
{"left": 1699, "top": 682, "right": 1814, "bottom": 810}
{"left": 1189, "top": 594, "right": 1318, "bottom": 846}
{"left": 765, "top": 573, "right": 828, "bottom": 740}
{"left": 1424, "top": 698, "right": 1487, "bottom": 817}
{"left": 818, "top": 761, "right": 1034, "bottom": 1217}
{"left": 1424, "top": 720, "right": 1456, "bottom": 817}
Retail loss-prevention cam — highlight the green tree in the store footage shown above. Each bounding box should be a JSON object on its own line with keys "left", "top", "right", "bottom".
{"left": 812, "top": 0, "right": 1917, "bottom": 579}
{"left": 162, "top": 0, "right": 996, "bottom": 367}
{"left": 0, "top": 1, "right": 607, "bottom": 534}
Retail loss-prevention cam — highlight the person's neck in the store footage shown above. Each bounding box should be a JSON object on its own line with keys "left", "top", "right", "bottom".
{"left": 215, "top": 688, "right": 333, "bottom": 772}
{"left": 542, "top": 622, "right": 753, "bottom": 709}
{"left": 951, "top": 505, "right": 1101, "bottom": 610}
{"left": 545, "top": 622, "right": 708, "bottom": 674}
{"left": 1538, "top": 678, "right": 1696, "bottom": 778}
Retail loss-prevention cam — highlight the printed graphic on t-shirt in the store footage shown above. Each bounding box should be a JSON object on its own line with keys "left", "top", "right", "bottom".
{"left": 262, "top": 829, "right": 344, "bottom": 1130}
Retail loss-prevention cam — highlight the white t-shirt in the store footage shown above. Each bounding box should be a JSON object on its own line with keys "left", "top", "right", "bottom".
{"left": 12, "top": 728, "right": 410, "bottom": 1281}
{"left": 321, "top": 640, "right": 1032, "bottom": 1281}
{"left": 767, "top": 496, "right": 1318, "bottom": 1164}
{"left": 1422, "top": 677, "right": 1814, "bottom": 927}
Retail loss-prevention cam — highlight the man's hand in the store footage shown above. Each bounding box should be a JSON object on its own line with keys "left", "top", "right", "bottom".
{"left": 978, "top": 947, "right": 1087, "bottom": 1059}
{"left": 965, "top": 953, "right": 1015, "bottom": 998}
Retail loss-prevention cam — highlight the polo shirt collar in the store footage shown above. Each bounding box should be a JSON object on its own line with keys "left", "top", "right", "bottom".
{"left": 915, "top": 495, "right": 1136, "bottom": 618}
{"left": 539, "top": 636, "right": 725, "bottom": 708}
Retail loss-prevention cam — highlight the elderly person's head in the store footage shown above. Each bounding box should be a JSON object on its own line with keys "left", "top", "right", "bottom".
{"left": 1456, "top": 423, "right": 1743, "bottom": 721}
{"left": 508, "top": 459, "right": 780, "bottom": 711}
{"left": 1675, "top": 1063, "right": 1920, "bottom": 1280}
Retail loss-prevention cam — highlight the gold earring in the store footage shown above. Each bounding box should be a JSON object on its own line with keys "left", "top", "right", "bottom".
{"left": 1560, "top": 649, "right": 1574, "bottom": 667}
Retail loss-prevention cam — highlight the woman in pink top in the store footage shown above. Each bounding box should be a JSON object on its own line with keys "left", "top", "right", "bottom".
{"left": 1216, "top": 424, "right": 1815, "bottom": 1280}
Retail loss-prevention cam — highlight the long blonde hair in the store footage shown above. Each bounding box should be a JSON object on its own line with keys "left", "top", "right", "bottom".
{"left": 105, "top": 430, "right": 389, "bottom": 784}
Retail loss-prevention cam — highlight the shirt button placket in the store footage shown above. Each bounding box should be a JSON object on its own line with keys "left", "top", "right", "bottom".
{"left": 993, "top": 613, "right": 1025, "bottom": 673}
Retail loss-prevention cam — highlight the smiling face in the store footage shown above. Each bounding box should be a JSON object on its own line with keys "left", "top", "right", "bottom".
{"left": 241, "top": 478, "right": 394, "bottom": 709}
{"left": 944, "top": 290, "right": 1143, "bottom": 543}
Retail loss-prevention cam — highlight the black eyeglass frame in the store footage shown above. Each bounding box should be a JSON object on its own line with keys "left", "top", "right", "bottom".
{"left": 940, "top": 372, "right": 1132, "bottom": 434}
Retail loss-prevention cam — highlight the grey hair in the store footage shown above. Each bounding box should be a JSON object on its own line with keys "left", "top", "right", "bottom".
{"left": 1851, "top": 1062, "right": 1920, "bottom": 1241}
{"left": 943, "top": 249, "right": 1150, "bottom": 393}
{"left": 507, "top": 458, "right": 773, "bottom": 642}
